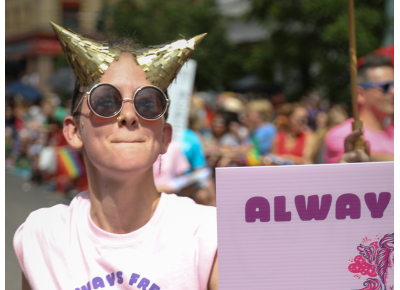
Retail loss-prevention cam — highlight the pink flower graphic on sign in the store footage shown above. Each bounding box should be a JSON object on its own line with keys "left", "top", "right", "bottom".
{"left": 348, "top": 255, "right": 377, "bottom": 277}
{"left": 348, "top": 233, "right": 394, "bottom": 290}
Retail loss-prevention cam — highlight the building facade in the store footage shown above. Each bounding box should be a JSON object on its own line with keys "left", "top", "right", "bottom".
{"left": 5, "top": 0, "right": 104, "bottom": 95}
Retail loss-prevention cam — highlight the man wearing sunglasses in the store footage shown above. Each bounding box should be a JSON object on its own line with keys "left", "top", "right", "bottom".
{"left": 324, "top": 54, "right": 394, "bottom": 163}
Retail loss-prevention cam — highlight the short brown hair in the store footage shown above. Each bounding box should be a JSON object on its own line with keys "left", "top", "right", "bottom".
{"left": 358, "top": 54, "right": 392, "bottom": 84}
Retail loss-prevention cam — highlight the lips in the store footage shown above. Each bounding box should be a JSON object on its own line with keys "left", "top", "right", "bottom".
{"left": 111, "top": 139, "right": 145, "bottom": 143}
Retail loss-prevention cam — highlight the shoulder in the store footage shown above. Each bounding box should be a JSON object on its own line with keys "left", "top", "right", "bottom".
{"left": 20, "top": 204, "right": 69, "bottom": 234}
{"left": 182, "top": 129, "right": 202, "bottom": 151}
{"left": 14, "top": 191, "right": 89, "bottom": 242}
{"left": 326, "top": 119, "right": 353, "bottom": 141}
{"left": 325, "top": 118, "right": 353, "bottom": 149}
{"left": 257, "top": 123, "right": 277, "bottom": 134}
{"left": 13, "top": 202, "right": 71, "bottom": 275}
{"left": 182, "top": 129, "right": 198, "bottom": 141}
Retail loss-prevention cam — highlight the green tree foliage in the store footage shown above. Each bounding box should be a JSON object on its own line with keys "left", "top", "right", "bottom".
{"left": 247, "top": 0, "right": 387, "bottom": 104}
{"left": 103, "top": 0, "right": 245, "bottom": 90}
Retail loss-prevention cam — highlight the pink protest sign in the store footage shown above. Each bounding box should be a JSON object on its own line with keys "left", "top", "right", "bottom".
{"left": 216, "top": 162, "right": 394, "bottom": 290}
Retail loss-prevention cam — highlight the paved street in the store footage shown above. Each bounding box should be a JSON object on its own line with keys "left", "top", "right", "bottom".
{"left": 5, "top": 172, "right": 71, "bottom": 290}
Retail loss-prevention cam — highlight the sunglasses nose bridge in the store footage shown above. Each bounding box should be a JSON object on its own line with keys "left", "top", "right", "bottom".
{"left": 117, "top": 97, "right": 140, "bottom": 124}
{"left": 121, "top": 98, "right": 135, "bottom": 111}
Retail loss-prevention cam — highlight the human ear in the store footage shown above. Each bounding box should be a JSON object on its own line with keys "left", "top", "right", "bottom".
{"left": 161, "top": 123, "right": 172, "bottom": 154}
{"left": 63, "top": 116, "right": 83, "bottom": 149}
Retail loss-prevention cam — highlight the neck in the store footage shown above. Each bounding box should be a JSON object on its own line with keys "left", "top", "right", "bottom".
{"left": 287, "top": 129, "right": 301, "bottom": 138}
{"left": 84, "top": 156, "right": 161, "bottom": 234}
{"left": 359, "top": 106, "right": 386, "bottom": 131}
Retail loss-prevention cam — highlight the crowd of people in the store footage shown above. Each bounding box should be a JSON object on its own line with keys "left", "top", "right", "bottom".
{"left": 5, "top": 94, "right": 88, "bottom": 194}
{"left": 5, "top": 54, "right": 394, "bottom": 206}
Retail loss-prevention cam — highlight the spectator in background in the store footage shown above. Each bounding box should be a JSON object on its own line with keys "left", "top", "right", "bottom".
{"left": 214, "top": 91, "right": 237, "bottom": 112}
{"left": 324, "top": 54, "right": 394, "bottom": 163}
{"left": 40, "top": 98, "right": 54, "bottom": 124}
{"left": 214, "top": 99, "right": 276, "bottom": 166}
{"left": 13, "top": 102, "right": 26, "bottom": 132}
{"left": 272, "top": 103, "right": 314, "bottom": 164}
{"left": 301, "top": 89, "right": 322, "bottom": 131}
{"left": 220, "top": 96, "right": 249, "bottom": 144}
{"left": 182, "top": 103, "right": 208, "bottom": 173}
{"left": 205, "top": 95, "right": 245, "bottom": 151}
{"left": 267, "top": 84, "right": 287, "bottom": 120}
{"left": 5, "top": 105, "right": 15, "bottom": 129}
{"left": 180, "top": 101, "right": 216, "bottom": 205}
{"left": 153, "top": 140, "right": 191, "bottom": 194}
{"left": 244, "top": 99, "right": 277, "bottom": 156}
{"left": 205, "top": 112, "right": 240, "bottom": 168}
{"left": 207, "top": 113, "right": 239, "bottom": 150}
{"left": 308, "top": 105, "right": 349, "bottom": 163}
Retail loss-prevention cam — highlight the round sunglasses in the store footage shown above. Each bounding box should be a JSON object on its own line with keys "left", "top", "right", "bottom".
{"left": 73, "top": 83, "right": 170, "bottom": 120}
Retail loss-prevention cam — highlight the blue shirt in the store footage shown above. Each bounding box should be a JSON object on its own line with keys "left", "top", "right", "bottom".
{"left": 181, "top": 129, "right": 206, "bottom": 171}
{"left": 248, "top": 123, "right": 277, "bottom": 155}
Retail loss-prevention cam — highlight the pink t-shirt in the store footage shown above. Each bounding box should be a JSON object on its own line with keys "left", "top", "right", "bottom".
{"left": 14, "top": 192, "right": 217, "bottom": 290}
{"left": 324, "top": 118, "right": 394, "bottom": 163}
{"left": 153, "top": 141, "right": 190, "bottom": 190}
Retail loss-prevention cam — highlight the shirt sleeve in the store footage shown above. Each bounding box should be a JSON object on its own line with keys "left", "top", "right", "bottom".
{"left": 188, "top": 135, "right": 206, "bottom": 169}
{"left": 13, "top": 223, "right": 26, "bottom": 275}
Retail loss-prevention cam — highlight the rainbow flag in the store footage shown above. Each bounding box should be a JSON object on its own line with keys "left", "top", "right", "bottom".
{"left": 56, "top": 146, "right": 84, "bottom": 179}
{"left": 245, "top": 136, "right": 263, "bottom": 166}
{"left": 246, "top": 147, "right": 262, "bottom": 166}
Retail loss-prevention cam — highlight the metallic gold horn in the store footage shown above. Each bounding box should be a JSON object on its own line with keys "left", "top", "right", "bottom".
{"left": 50, "top": 22, "right": 120, "bottom": 87}
{"left": 50, "top": 22, "right": 207, "bottom": 90}
{"left": 135, "top": 33, "right": 207, "bottom": 91}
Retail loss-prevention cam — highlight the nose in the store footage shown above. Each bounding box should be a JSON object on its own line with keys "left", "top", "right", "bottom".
{"left": 117, "top": 98, "right": 139, "bottom": 127}
{"left": 389, "top": 83, "right": 394, "bottom": 95}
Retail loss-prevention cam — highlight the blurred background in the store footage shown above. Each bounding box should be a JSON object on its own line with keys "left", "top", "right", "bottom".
{"left": 4, "top": 0, "right": 394, "bottom": 288}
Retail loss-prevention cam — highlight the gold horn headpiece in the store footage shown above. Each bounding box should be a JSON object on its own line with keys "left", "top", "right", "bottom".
{"left": 50, "top": 22, "right": 206, "bottom": 89}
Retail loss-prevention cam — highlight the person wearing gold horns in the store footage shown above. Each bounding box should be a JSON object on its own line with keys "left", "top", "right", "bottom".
{"left": 13, "top": 23, "right": 218, "bottom": 290}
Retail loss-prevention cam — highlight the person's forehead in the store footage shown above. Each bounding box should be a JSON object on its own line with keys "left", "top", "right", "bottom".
{"left": 292, "top": 107, "right": 307, "bottom": 116}
{"left": 367, "top": 66, "right": 394, "bottom": 82}
{"left": 99, "top": 53, "right": 152, "bottom": 89}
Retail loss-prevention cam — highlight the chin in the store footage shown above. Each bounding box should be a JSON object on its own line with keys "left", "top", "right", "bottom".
{"left": 116, "top": 156, "right": 156, "bottom": 172}
{"left": 100, "top": 164, "right": 151, "bottom": 180}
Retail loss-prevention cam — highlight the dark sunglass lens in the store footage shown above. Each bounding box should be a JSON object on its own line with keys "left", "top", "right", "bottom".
{"left": 382, "top": 83, "right": 390, "bottom": 93}
{"left": 90, "top": 85, "right": 122, "bottom": 117}
{"left": 134, "top": 88, "right": 166, "bottom": 119}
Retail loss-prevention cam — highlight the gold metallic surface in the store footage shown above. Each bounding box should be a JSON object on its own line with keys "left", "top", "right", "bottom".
{"left": 50, "top": 22, "right": 206, "bottom": 90}
{"left": 50, "top": 22, "right": 120, "bottom": 87}
{"left": 117, "top": 115, "right": 122, "bottom": 125}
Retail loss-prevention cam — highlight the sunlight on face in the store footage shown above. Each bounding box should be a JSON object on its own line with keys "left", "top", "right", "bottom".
{"left": 78, "top": 54, "right": 170, "bottom": 177}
